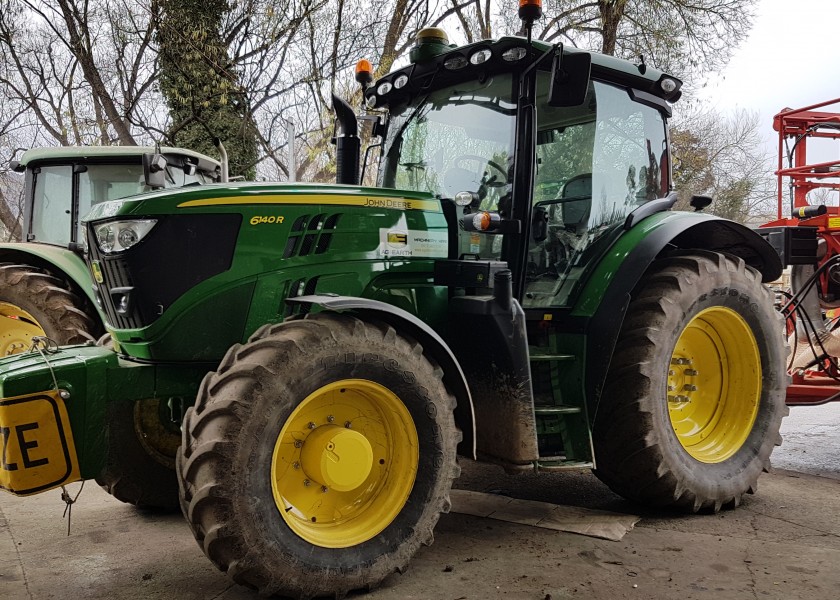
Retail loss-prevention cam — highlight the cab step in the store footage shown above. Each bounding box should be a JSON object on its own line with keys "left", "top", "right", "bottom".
{"left": 529, "top": 351, "right": 576, "bottom": 363}
{"left": 534, "top": 405, "right": 581, "bottom": 415}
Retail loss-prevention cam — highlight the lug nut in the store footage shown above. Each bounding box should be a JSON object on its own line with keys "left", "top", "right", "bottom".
{"left": 684, "top": 369, "right": 699, "bottom": 376}
{"left": 667, "top": 385, "right": 674, "bottom": 391}
{"left": 327, "top": 415, "right": 335, "bottom": 423}
{"left": 294, "top": 440, "right": 303, "bottom": 448}
{"left": 344, "top": 421, "right": 352, "bottom": 429}
{"left": 321, "top": 486, "right": 328, "bottom": 493}
{"left": 684, "top": 384, "right": 697, "bottom": 392}
{"left": 292, "top": 462, "right": 300, "bottom": 470}
{"left": 307, "top": 422, "right": 316, "bottom": 430}
{"left": 303, "top": 479, "right": 310, "bottom": 487}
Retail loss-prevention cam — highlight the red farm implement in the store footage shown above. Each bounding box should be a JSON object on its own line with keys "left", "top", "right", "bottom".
{"left": 760, "top": 98, "right": 840, "bottom": 405}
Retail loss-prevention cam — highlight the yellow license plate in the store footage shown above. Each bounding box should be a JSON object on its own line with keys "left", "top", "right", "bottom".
{"left": 0, "top": 391, "right": 80, "bottom": 496}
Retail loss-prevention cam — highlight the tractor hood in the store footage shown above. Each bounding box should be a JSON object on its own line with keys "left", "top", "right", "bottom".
{"left": 80, "top": 182, "right": 448, "bottom": 363}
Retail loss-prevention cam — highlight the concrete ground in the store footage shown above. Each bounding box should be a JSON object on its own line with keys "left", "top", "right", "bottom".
{"left": 2, "top": 404, "right": 839, "bottom": 600}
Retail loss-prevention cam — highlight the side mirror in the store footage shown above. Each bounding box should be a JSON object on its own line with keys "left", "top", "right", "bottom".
{"left": 531, "top": 205, "right": 548, "bottom": 242}
{"left": 548, "top": 51, "right": 591, "bottom": 108}
{"left": 183, "top": 161, "right": 197, "bottom": 176}
{"left": 689, "top": 195, "right": 713, "bottom": 212}
{"left": 9, "top": 160, "right": 24, "bottom": 173}
{"left": 143, "top": 153, "right": 167, "bottom": 189}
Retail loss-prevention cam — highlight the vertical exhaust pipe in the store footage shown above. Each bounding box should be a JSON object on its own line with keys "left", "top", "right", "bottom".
{"left": 213, "top": 138, "right": 229, "bottom": 183}
{"left": 331, "top": 94, "right": 360, "bottom": 185}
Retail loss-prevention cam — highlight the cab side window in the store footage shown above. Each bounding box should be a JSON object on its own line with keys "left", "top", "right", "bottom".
{"left": 525, "top": 77, "right": 669, "bottom": 308}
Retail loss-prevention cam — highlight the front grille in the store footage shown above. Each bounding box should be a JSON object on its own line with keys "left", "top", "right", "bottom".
{"left": 87, "top": 214, "right": 241, "bottom": 329}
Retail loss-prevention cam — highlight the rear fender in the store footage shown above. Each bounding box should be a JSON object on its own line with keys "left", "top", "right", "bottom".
{"left": 287, "top": 295, "right": 476, "bottom": 459}
{"left": 575, "top": 212, "right": 783, "bottom": 422}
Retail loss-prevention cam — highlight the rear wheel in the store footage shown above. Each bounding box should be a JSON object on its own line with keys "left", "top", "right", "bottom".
{"left": 177, "top": 313, "right": 460, "bottom": 598}
{"left": 0, "top": 263, "right": 100, "bottom": 354}
{"left": 593, "top": 251, "right": 787, "bottom": 512}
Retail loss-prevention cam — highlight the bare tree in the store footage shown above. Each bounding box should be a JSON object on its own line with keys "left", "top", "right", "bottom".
{"left": 671, "top": 108, "right": 776, "bottom": 225}
{"left": 0, "top": 0, "right": 161, "bottom": 147}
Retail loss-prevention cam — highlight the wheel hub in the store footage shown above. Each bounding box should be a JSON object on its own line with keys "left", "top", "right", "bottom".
{"left": 270, "top": 379, "right": 419, "bottom": 548}
{"left": 0, "top": 302, "right": 46, "bottom": 356}
{"left": 300, "top": 425, "right": 373, "bottom": 492}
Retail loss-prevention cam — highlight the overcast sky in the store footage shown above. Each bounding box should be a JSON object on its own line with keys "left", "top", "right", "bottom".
{"left": 697, "top": 0, "right": 839, "bottom": 157}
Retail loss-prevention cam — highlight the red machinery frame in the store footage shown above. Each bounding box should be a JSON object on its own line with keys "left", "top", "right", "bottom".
{"left": 762, "top": 98, "right": 840, "bottom": 405}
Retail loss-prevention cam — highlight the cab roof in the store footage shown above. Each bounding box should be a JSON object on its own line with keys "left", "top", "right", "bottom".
{"left": 17, "top": 146, "right": 221, "bottom": 171}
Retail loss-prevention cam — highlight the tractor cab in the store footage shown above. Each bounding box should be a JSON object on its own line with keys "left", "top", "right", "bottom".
{"left": 364, "top": 33, "right": 678, "bottom": 310}
{"left": 11, "top": 146, "right": 221, "bottom": 249}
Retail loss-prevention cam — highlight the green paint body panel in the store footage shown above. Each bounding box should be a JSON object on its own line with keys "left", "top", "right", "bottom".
{"left": 0, "top": 345, "right": 202, "bottom": 479}
{"left": 572, "top": 211, "right": 707, "bottom": 317}
{"left": 0, "top": 243, "right": 98, "bottom": 306}
{"left": 91, "top": 183, "right": 450, "bottom": 360}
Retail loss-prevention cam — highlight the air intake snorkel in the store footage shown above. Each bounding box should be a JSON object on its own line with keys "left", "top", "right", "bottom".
{"left": 332, "top": 94, "right": 360, "bottom": 185}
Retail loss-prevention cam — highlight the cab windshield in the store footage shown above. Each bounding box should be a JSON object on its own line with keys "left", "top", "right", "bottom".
{"left": 31, "top": 161, "right": 211, "bottom": 247}
{"left": 380, "top": 74, "right": 516, "bottom": 205}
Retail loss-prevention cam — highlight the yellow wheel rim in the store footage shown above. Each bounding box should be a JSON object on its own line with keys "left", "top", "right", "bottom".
{"left": 667, "top": 307, "right": 761, "bottom": 463}
{"left": 271, "top": 379, "right": 419, "bottom": 548}
{"left": 134, "top": 399, "right": 181, "bottom": 469}
{"left": 0, "top": 302, "right": 46, "bottom": 355}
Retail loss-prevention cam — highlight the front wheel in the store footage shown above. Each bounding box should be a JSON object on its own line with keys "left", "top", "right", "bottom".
{"left": 177, "top": 313, "right": 460, "bottom": 598}
{"left": 0, "top": 263, "right": 101, "bottom": 355}
{"left": 593, "top": 251, "right": 787, "bottom": 512}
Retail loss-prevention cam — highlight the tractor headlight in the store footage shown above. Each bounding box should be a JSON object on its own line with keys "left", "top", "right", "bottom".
{"left": 95, "top": 219, "right": 157, "bottom": 254}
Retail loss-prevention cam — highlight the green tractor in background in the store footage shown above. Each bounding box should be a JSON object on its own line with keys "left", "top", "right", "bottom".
{"left": 1, "top": 145, "right": 222, "bottom": 506}
{"left": 0, "top": 13, "right": 787, "bottom": 600}
{"left": 1, "top": 145, "right": 223, "bottom": 352}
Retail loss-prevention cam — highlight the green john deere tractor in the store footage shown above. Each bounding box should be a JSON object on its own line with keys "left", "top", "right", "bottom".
{"left": 0, "top": 23, "right": 786, "bottom": 600}
{"left": 1, "top": 145, "right": 222, "bottom": 353}
{"left": 1, "top": 145, "right": 222, "bottom": 507}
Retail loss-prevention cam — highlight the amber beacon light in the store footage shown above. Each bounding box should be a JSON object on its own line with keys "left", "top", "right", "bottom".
{"left": 355, "top": 59, "right": 373, "bottom": 89}
{"left": 518, "top": 0, "right": 542, "bottom": 21}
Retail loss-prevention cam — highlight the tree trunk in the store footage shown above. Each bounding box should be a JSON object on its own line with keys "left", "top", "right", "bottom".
{"left": 56, "top": 0, "right": 136, "bottom": 145}
{"left": 599, "top": 0, "right": 628, "bottom": 56}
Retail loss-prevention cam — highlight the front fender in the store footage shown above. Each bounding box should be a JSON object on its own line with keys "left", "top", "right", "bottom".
{"left": 0, "top": 243, "right": 97, "bottom": 307}
{"left": 287, "top": 294, "right": 476, "bottom": 459}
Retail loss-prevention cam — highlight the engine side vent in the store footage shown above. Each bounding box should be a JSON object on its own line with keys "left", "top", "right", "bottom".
{"left": 284, "top": 213, "right": 342, "bottom": 258}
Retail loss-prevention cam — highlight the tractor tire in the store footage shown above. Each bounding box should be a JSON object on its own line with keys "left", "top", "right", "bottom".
{"left": 593, "top": 250, "right": 787, "bottom": 513}
{"left": 177, "top": 312, "right": 460, "bottom": 598}
{"left": 95, "top": 336, "right": 182, "bottom": 510}
{"left": 0, "top": 263, "right": 101, "bottom": 355}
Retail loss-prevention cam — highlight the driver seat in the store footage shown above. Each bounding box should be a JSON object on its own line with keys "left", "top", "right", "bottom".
{"left": 560, "top": 173, "right": 591, "bottom": 233}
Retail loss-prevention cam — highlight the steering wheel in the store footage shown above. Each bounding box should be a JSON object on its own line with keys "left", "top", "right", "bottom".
{"left": 453, "top": 154, "right": 509, "bottom": 188}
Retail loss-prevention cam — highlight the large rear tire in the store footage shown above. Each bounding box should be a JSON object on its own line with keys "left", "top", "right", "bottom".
{"left": 0, "top": 263, "right": 101, "bottom": 355}
{"left": 177, "top": 313, "right": 460, "bottom": 598}
{"left": 593, "top": 251, "right": 787, "bottom": 512}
